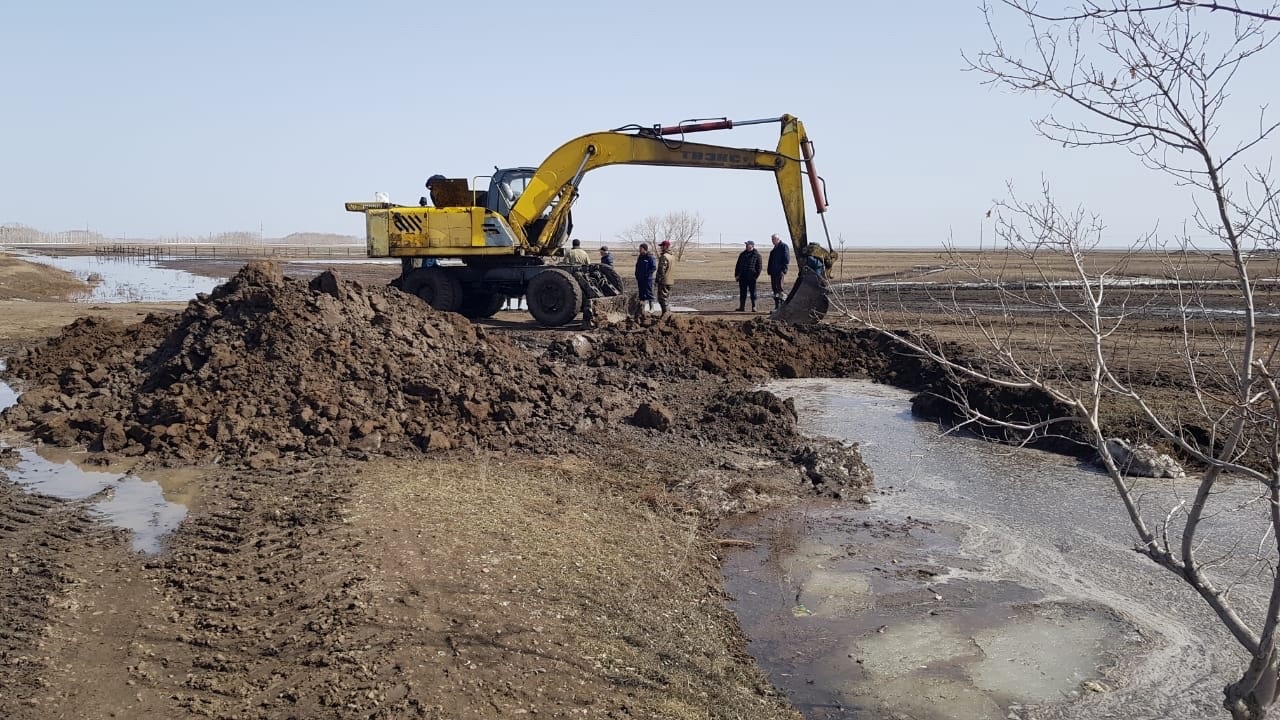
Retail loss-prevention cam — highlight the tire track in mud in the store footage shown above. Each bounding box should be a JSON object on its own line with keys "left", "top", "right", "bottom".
{"left": 135, "top": 461, "right": 398, "bottom": 719}
{"left": 0, "top": 480, "right": 113, "bottom": 715}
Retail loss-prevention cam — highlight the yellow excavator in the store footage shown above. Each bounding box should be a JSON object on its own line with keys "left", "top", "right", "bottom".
{"left": 345, "top": 114, "right": 834, "bottom": 326}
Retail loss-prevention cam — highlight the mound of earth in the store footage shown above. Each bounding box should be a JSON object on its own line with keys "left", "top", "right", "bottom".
{"left": 2, "top": 262, "right": 642, "bottom": 465}
{"left": 565, "top": 314, "right": 937, "bottom": 386}
{"left": 1, "top": 262, "right": 885, "bottom": 509}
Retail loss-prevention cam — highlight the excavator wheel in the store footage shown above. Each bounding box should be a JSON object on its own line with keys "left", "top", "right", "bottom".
{"left": 414, "top": 267, "right": 463, "bottom": 313}
{"left": 526, "top": 268, "right": 583, "bottom": 327}
{"left": 458, "top": 291, "right": 505, "bottom": 319}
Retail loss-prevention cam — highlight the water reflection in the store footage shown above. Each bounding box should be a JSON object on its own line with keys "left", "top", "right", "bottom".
{"left": 0, "top": 360, "right": 15, "bottom": 412}
{"left": 19, "top": 253, "right": 218, "bottom": 302}
{"left": 2, "top": 369, "right": 189, "bottom": 553}
{"left": 0, "top": 447, "right": 189, "bottom": 554}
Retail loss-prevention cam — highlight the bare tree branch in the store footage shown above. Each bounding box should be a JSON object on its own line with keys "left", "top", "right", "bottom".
{"left": 1016, "top": 0, "right": 1280, "bottom": 24}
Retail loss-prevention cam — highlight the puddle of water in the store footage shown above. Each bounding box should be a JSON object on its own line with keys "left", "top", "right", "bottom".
{"left": 0, "top": 359, "right": 15, "bottom": 412}
{"left": 2, "top": 370, "right": 192, "bottom": 553}
{"left": 721, "top": 379, "right": 1244, "bottom": 720}
{"left": 1, "top": 447, "right": 191, "bottom": 554}
{"left": 18, "top": 253, "right": 218, "bottom": 302}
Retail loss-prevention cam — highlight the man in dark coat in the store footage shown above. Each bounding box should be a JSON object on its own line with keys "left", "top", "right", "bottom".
{"left": 634, "top": 243, "right": 657, "bottom": 312}
{"left": 766, "top": 233, "right": 790, "bottom": 309}
{"left": 734, "top": 240, "right": 763, "bottom": 312}
{"left": 599, "top": 246, "right": 615, "bottom": 267}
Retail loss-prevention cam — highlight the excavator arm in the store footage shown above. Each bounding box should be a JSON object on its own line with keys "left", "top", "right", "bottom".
{"left": 509, "top": 115, "right": 832, "bottom": 265}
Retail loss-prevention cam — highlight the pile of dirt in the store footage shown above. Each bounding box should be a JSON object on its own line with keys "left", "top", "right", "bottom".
{"left": 565, "top": 313, "right": 937, "bottom": 387}
{"left": 0, "top": 263, "right": 864, "bottom": 486}
{"left": 0, "top": 263, "right": 883, "bottom": 508}
{"left": 1, "top": 262, "right": 643, "bottom": 465}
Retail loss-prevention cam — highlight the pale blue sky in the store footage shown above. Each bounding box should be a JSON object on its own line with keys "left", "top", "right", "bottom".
{"left": 1, "top": 1, "right": 1274, "bottom": 248}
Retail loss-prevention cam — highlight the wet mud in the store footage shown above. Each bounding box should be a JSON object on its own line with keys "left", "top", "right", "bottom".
{"left": 0, "top": 257, "right": 1228, "bottom": 719}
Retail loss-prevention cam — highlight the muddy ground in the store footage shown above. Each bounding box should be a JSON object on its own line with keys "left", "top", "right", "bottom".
{"left": 0, "top": 249, "right": 1265, "bottom": 719}
{"left": 0, "top": 256, "right": 914, "bottom": 720}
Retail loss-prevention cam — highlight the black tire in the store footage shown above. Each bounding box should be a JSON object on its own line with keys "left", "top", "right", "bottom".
{"left": 527, "top": 268, "right": 583, "bottom": 327}
{"left": 414, "top": 267, "right": 462, "bottom": 312}
{"left": 458, "top": 291, "right": 505, "bottom": 319}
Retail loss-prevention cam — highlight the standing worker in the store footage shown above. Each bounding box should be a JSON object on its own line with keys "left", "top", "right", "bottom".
{"left": 656, "top": 239, "right": 677, "bottom": 315}
{"left": 734, "top": 240, "right": 763, "bottom": 312}
{"left": 567, "top": 238, "right": 591, "bottom": 264}
{"left": 598, "top": 246, "right": 614, "bottom": 267}
{"left": 766, "top": 233, "right": 790, "bottom": 310}
{"left": 635, "top": 243, "right": 657, "bottom": 312}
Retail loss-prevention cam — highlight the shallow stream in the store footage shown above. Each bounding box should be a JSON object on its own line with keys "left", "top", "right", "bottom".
{"left": 723, "top": 379, "right": 1262, "bottom": 719}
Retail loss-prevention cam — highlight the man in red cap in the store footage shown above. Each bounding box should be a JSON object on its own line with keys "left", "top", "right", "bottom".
{"left": 656, "top": 240, "right": 677, "bottom": 315}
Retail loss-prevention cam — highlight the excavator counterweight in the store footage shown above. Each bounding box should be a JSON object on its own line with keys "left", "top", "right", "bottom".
{"left": 345, "top": 114, "right": 835, "bottom": 326}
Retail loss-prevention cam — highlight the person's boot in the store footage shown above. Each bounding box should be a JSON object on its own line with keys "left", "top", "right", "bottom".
{"left": 751, "top": 302, "right": 756, "bottom": 312}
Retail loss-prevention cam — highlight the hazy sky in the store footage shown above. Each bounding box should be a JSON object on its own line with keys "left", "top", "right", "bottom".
{"left": 1, "top": 1, "right": 1275, "bottom": 248}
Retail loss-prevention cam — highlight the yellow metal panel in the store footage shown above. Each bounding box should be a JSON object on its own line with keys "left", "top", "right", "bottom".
{"left": 367, "top": 213, "right": 389, "bottom": 256}
{"left": 468, "top": 207, "right": 487, "bottom": 246}
{"left": 372, "top": 207, "right": 500, "bottom": 256}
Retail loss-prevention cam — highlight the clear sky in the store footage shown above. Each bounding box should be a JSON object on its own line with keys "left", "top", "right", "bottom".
{"left": 1, "top": 1, "right": 1274, "bottom": 248}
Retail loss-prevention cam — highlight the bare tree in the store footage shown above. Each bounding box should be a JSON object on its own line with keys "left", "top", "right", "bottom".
{"left": 846, "top": 4, "right": 1280, "bottom": 717}
{"left": 616, "top": 210, "right": 704, "bottom": 259}
{"left": 1022, "top": 1, "right": 1279, "bottom": 23}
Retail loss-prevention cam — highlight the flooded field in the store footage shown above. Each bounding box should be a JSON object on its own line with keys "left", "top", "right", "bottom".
{"left": 16, "top": 253, "right": 219, "bottom": 302}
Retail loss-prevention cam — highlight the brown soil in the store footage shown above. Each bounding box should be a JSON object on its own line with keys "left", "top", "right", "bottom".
{"left": 1, "top": 247, "right": 1260, "bottom": 719}
{"left": 0, "top": 259, "right": 895, "bottom": 719}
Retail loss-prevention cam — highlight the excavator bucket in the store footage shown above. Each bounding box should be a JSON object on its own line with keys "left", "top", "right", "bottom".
{"left": 587, "top": 293, "right": 635, "bottom": 327}
{"left": 771, "top": 269, "right": 830, "bottom": 324}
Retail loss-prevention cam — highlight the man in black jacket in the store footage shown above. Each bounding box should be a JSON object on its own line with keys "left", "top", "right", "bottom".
{"left": 734, "top": 240, "right": 763, "bottom": 312}
{"left": 766, "top": 233, "right": 790, "bottom": 309}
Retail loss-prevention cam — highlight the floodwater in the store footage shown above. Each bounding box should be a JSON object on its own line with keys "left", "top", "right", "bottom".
{"left": 0, "top": 367, "right": 191, "bottom": 554}
{"left": 723, "top": 379, "right": 1262, "bottom": 720}
{"left": 0, "top": 360, "right": 16, "bottom": 412}
{"left": 18, "top": 253, "right": 218, "bottom": 302}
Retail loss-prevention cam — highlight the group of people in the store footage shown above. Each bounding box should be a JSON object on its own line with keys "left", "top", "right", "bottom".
{"left": 565, "top": 234, "right": 826, "bottom": 316}
{"left": 633, "top": 240, "right": 676, "bottom": 314}
{"left": 732, "top": 234, "right": 822, "bottom": 312}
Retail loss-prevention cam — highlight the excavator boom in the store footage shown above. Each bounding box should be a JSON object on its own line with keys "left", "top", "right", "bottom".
{"left": 506, "top": 114, "right": 834, "bottom": 322}
{"left": 510, "top": 115, "right": 828, "bottom": 260}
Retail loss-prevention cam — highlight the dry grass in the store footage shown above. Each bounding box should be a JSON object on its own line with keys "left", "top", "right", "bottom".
{"left": 346, "top": 454, "right": 800, "bottom": 719}
{"left": 598, "top": 246, "right": 1274, "bottom": 283}
{"left": 0, "top": 255, "right": 87, "bottom": 300}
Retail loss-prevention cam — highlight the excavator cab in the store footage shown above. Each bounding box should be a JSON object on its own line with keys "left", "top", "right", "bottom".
{"left": 488, "top": 168, "right": 533, "bottom": 216}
